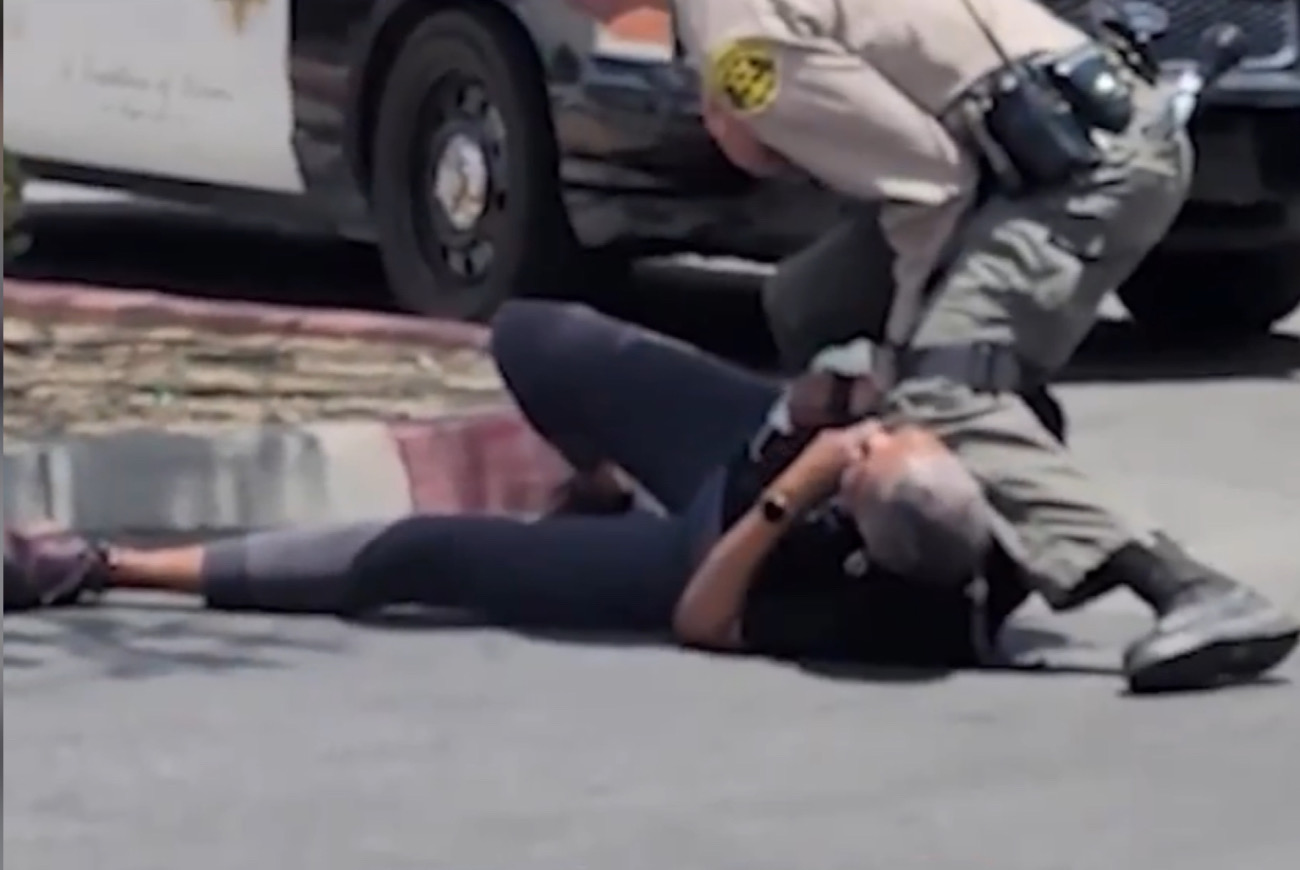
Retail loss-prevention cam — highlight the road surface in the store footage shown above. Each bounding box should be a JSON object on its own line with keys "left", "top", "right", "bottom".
{"left": 6, "top": 185, "right": 1300, "bottom": 870}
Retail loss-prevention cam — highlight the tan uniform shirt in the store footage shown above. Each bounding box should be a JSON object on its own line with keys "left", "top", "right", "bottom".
{"left": 677, "top": 0, "right": 1090, "bottom": 351}
{"left": 675, "top": 0, "right": 1089, "bottom": 207}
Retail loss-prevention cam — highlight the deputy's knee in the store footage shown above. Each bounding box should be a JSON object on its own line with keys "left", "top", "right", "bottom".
{"left": 1019, "top": 385, "right": 1068, "bottom": 444}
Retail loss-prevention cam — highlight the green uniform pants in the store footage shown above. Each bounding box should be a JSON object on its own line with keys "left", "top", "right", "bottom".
{"left": 763, "top": 205, "right": 897, "bottom": 373}
{"left": 765, "top": 96, "right": 1193, "bottom": 607}
{"left": 896, "top": 99, "right": 1193, "bottom": 605}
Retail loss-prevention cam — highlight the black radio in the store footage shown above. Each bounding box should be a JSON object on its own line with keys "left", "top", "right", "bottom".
{"left": 977, "top": 59, "right": 1105, "bottom": 192}
{"left": 953, "top": 0, "right": 1143, "bottom": 193}
{"left": 1047, "top": 41, "right": 1138, "bottom": 134}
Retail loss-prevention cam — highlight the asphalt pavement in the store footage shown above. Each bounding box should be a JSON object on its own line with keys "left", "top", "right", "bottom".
{"left": 6, "top": 185, "right": 1300, "bottom": 870}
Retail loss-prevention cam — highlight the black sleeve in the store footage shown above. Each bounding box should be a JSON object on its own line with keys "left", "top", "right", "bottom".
{"left": 741, "top": 570, "right": 879, "bottom": 662}
{"left": 740, "top": 546, "right": 978, "bottom": 667}
{"left": 719, "top": 429, "right": 816, "bottom": 527}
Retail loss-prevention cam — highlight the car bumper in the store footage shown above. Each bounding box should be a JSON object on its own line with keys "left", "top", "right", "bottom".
{"left": 1201, "top": 67, "right": 1300, "bottom": 108}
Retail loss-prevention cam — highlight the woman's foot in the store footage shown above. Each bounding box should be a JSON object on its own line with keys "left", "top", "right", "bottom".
{"left": 4, "top": 527, "right": 111, "bottom": 612}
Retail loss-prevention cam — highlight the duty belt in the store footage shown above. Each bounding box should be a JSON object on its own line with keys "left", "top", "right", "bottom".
{"left": 938, "top": 42, "right": 1145, "bottom": 194}
{"left": 898, "top": 343, "right": 1045, "bottom": 393}
{"left": 941, "top": 43, "right": 1139, "bottom": 132}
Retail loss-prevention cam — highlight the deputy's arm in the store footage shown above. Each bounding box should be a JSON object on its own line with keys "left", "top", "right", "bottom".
{"left": 707, "top": 36, "right": 972, "bottom": 206}
{"left": 701, "top": 92, "right": 790, "bottom": 176}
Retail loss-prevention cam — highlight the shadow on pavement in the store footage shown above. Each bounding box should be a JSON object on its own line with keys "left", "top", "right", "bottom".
{"left": 356, "top": 608, "right": 697, "bottom": 652}
{"left": 7, "top": 201, "right": 779, "bottom": 368}
{"left": 9, "top": 200, "right": 1296, "bottom": 381}
{"left": 359, "top": 608, "right": 951, "bottom": 680}
{"left": 9, "top": 204, "right": 394, "bottom": 312}
{"left": 354, "top": 606, "right": 1115, "bottom": 687}
{"left": 3, "top": 603, "right": 348, "bottom": 680}
{"left": 1062, "top": 319, "right": 1300, "bottom": 385}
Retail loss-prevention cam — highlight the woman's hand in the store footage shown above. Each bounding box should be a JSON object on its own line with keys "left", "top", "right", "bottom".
{"left": 771, "top": 427, "right": 864, "bottom": 511}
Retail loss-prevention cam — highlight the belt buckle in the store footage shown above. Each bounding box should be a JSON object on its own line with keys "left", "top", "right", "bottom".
{"left": 970, "top": 343, "right": 1019, "bottom": 392}
{"left": 970, "top": 344, "right": 997, "bottom": 391}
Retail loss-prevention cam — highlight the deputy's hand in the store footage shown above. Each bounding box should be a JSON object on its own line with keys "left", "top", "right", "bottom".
{"left": 786, "top": 372, "right": 883, "bottom": 428}
{"left": 786, "top": 372, "right": 840, "bottom": 428}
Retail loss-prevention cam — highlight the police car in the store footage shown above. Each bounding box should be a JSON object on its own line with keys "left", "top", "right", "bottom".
{"left": 5, "top": 0, "right": 1300, "bottom": 336}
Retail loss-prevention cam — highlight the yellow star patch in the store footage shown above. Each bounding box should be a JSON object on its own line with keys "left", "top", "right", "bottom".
{"left": 709, "top": 38, "right": 779, "bottom": 115}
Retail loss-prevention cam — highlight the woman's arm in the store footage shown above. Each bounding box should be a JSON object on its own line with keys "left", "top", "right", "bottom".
{"left": 671, "top": 502, "right": 795, "bottom": 649}
{"left": 671, "top": 430, "right": 854, "bottom": 649}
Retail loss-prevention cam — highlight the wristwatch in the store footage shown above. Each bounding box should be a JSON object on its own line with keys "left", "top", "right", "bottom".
{"left": 759, "top": 490, "right": 792, "bottom": 524}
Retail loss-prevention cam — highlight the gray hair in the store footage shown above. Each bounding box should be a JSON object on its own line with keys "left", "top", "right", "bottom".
{"left": 849, "top": 451, "right": 993, "bottom": 586}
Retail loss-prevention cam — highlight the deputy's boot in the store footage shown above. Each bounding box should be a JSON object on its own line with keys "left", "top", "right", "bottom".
{"left": 1082, "top": 535, "right": 1299, "bottom": 693}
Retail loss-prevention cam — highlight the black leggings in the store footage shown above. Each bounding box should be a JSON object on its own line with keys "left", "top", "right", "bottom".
{"left": 201, "top": 302, "right": 780, "bottom": 630}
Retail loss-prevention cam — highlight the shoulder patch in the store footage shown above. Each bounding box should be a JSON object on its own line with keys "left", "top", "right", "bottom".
{"left": 709, "top": 38, "right": 779, "bottom": 115}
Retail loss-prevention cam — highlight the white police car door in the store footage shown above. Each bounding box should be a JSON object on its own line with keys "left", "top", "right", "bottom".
{"left": 3, "top": 0, "right": 304, "bottom": 193}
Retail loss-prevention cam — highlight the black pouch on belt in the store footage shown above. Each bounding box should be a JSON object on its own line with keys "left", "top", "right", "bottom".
{"left": 979, "top": 61, "right": 1103, "bottom": 192}
{"left": 1045, "top": 41, "right": 1138, "bottom": 134}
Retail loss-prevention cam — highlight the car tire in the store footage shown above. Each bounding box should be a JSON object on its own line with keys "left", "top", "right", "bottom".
{"left": 369, "top": 6, "right": 575, "bottom": 321}
{"left": 1119, "top": 247, "right": 1300, "bottom": 342}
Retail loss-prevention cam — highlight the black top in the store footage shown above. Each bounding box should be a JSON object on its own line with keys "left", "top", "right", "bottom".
{"left": 723, "top": 432, "right": 1028, "bottom": 666}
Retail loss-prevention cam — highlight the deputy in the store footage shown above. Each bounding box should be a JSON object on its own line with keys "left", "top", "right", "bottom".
{"left": 568, "top": 0, "right": 1298, "bottom": 692}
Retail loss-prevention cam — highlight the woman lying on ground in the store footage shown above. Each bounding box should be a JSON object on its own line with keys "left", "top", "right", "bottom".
{"left": 5, "top": 301, "right": 1033, "bottom": 666}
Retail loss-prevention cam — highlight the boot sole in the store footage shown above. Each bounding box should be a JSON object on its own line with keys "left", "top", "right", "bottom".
{"left": 1127, "top": 625, "right": 1300, "bottom": 694}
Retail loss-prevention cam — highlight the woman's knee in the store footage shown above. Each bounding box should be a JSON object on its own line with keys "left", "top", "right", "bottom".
{"left": 490, "top": 300, "right": 606, "bottom": 392}
{"left": 491, "top": 300, "right": 595, "bottom": 367}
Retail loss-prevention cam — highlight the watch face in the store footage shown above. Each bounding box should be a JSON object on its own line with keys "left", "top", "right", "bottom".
{"left": 761, "top": 496, "right": 787, "bottom": 523}
{"left": 843, "top": 549, "right": 870, "bottom": 578}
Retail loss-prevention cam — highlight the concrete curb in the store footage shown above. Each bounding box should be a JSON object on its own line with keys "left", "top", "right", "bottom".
{"left": 3, "top": 413, "right": 570, "bottom": 538}
{"left": 3, "top": 283, "right": 571, "bottom": 536}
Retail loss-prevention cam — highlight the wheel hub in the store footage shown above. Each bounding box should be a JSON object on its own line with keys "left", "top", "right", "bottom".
{"left": 431, "top": 131, "right": 490, "bottom": 233}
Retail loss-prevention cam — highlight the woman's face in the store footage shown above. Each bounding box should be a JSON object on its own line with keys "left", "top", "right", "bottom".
{"left": 839, "top": 421, "right": 948, "bottom": 500}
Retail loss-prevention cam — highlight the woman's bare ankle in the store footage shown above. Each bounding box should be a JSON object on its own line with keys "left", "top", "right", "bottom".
{"left": 105, "top": 545, "right": 207, "bottom": 595}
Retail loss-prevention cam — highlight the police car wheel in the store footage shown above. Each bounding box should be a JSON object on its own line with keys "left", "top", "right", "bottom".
{"left": 370, "top": 7, "right": 574, "bottom": 321}
{"left": 1119, "top": 247, "right": 1300, "bottom": 342}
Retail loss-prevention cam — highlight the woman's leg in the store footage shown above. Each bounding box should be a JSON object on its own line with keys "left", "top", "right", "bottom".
{"left": 491, "top": 300, "right": 780, "bottom": 512}
{"left": 104, "top": 522, "right": 390, "bottom": 613}
{"left": 103, "top": 512, "right": 693, "bottom": 629}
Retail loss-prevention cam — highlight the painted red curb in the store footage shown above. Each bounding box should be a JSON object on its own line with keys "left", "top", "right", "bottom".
{"left": 3, "top": 280, "right": 490, "bottom": 349}
{"left": 391, "top": 410, "right": 569, "bottom": 516}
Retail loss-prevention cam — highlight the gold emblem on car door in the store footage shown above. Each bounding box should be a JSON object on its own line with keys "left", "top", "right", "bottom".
{"left": 216, "top": 0, "right": 267, "bottom": 33}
